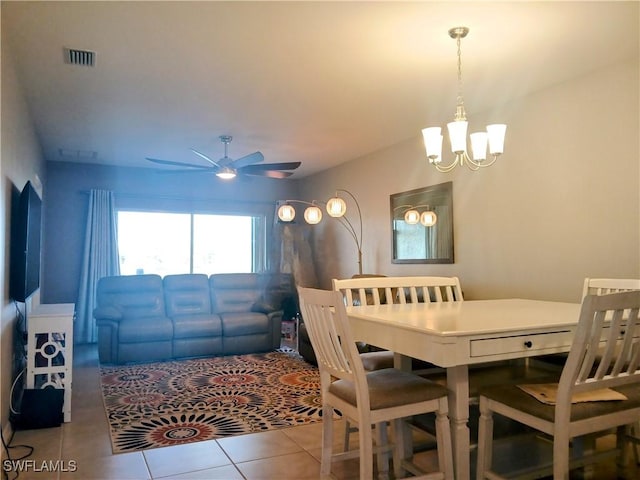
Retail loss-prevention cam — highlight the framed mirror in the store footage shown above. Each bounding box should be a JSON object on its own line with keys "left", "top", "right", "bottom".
{"left": 390, "top": 181, "right": 454, "bottom": 264}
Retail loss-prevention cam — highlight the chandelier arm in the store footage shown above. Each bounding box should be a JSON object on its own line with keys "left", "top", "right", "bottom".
{"left": 434, "top": 156, "right": 463, "bottom": 173}
{"left": 467, "top": 155, "right": 498, "bottom": 169}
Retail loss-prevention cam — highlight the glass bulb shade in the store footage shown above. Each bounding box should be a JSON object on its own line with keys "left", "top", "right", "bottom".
{"left": 422, "top": 127, "right": 443, "bottom": 162}
{"left": 277, "top": 204, "right": 296, "bottom": 222}
{"left": 404, "top": 210, "right": 420, "bottom": 225}
{"left": 326, "top": 197, "right": 347, "bottom": 217}
{"left": 216, "top": 167, "right": 236, "bottom": 180}
{"left": 487, "top": 124, "right": 507, "bottom": 155}
{"left": 304, "top": 205, "right": 322, "bottom": 224}
{"left": 447, "top": 120, "right": 468, "bottom": 154}
{"left": 420, "top": 210, "right": 437, "bottom": 227}
{"left": 470, "top": 132, "right": 488, "bottom": 161}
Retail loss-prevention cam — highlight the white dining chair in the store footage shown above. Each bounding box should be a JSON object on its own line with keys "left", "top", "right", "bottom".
{"left": 333, "top": 275, "right": 463, "bottom": 450}
{"left": 538, "top": 277, "right": 640, "bottom": 463}
{"left": 297, "top": 286, "right": 454, "bottom": 480}
{"left": 476, "top": 290, "right": 640, "bottom": 480}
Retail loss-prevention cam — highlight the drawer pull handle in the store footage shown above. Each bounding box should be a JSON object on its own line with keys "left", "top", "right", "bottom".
{"left": 524, "top": 341, "right": 533, "bottom": 348}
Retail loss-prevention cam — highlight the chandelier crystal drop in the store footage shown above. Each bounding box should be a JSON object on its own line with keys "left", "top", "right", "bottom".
{"left": 422, "top": 27, "right": 506, "bottom": 172}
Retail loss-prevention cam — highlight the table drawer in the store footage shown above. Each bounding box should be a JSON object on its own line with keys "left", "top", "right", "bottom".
{"left": 470, "top": 330, "right": 573, "bottom": 358}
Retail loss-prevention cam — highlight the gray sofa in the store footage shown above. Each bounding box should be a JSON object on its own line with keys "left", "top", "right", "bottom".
{"left": 94, "top": 272, "right": 292, "bottom": 364}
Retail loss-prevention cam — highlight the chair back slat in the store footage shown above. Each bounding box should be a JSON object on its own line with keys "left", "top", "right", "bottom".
{"left": 332, "top": 276, "right": 463, "bottom": 306}
{"left": 560, "top": 291, "right": 640, "bottom": 403}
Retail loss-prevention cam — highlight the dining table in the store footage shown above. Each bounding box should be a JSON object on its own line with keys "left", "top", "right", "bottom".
{"left": 346, "top": 298, "right": 582, "bottom": 480}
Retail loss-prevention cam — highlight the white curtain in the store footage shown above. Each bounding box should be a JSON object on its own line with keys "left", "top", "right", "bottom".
{"left": 75, "top": 190, "right": 120, "bottom": 343}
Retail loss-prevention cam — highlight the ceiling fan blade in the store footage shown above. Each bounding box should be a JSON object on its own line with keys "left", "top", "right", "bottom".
{"left": 243, "top": 170, "right": 294, "bottom": 179}
{"left": 229, "top": 151, "right": 264, "bottom": 169}
{"left": 190, "top": 148, "right": 222, "bottom": 168}
{"left": 146, "top": 157, "right": 213, "bottom": 169}
{"left": 154, "top": 167, "right": 217, "bottom": 174}
{"left": 239, "top": 162, "right": 301, "bottom": 173}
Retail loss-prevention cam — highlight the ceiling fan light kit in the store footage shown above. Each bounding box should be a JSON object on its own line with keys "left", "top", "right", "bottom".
{"left": 146, "top": 135, "right": 301, "bottom": 180}
{"left": 422, "top": 26, "right": 507, "bottom": 173}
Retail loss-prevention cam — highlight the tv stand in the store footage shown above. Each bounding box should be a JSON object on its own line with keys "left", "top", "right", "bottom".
{"left": 26, "top": 303, "right": 75, "bottom": 422}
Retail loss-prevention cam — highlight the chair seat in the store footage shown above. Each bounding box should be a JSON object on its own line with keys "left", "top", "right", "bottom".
{"left": 330, "top": 368, "right": 450, "bottom": 410}
{"left": 480, "top": 382, "right": 640, "bottom": 424}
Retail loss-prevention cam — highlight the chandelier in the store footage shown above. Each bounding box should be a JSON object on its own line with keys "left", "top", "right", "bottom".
{"left": 277, "top": 189, "right": 363, "bottom": 274}
{"left": 422, "top": 27, "right": 507, "bottom": 173}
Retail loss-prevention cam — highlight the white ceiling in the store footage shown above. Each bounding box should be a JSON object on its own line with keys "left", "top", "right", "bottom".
{"left": 3, "top": 1, "right": 638, "bottom": 178}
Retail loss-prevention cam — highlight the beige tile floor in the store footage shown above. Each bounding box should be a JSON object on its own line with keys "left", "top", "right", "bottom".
{"left": 3, "top": 344, "right": 638, "bottom": 479}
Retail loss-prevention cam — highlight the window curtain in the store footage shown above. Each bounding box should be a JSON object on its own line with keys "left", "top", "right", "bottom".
{"left": 75, "top": 189, "right": 120, "bottom": 343}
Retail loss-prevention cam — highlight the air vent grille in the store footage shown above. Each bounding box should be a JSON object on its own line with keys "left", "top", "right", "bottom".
{"left": 64, "top": 48, "right": 96, "bottom": 67}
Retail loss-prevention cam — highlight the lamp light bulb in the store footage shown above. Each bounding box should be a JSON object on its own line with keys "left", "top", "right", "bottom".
{"left": 277, "top": 204, "right": 296, "bottom": 222}
{"left": 404, "top": 210, "right": 420, "bottom": 225}
{"left": 326, "top": 197, "right": 347, "bottom": 217}
{"left": 304, "top": 205, "right": 322, "bottom": 224}
{"left": 420, "top": 210, "right": 437, "bottom": 227}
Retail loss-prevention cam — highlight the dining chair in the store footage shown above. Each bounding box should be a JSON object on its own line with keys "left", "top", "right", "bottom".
{"left": 297, "top": 286, "right": 454, "bottom": 480}
{"left": 333, "top": 275, "right": 463, "bottom": 373}
{"left": 333, "top": 275, "right": 463, "bottom": 450}
{"left": 537, "top": 278, "right": 640, "bottom": 463}
{"left": 476, "top": 290, "right": 640, "bottom": 480}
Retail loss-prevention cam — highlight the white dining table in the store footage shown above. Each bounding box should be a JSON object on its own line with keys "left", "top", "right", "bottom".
{"left": 346, "top": 298, "right": 582, "bottom": 480}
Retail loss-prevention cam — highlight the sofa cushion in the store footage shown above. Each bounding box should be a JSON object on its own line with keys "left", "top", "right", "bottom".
{"left": 173, "top": 313, "right": 222, "bottom": 339}
{"left": 164, "top": 274, "right": 212, "bottom": 317}
{"left": 97, "top": 274, "right": 165, "bottom": 318}
{"left": 220, "top": 312, "right": 270, "bottom": 336}
{"left": 118, "top": 316, "right": 173, "bottom": 343}
{"left": 210, "top": 273, "right": 261, "bottom": 313}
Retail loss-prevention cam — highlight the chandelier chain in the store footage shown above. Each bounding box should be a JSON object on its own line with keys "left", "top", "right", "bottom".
{"left": 456, "top": 34, "right": 464, "bottom": 108}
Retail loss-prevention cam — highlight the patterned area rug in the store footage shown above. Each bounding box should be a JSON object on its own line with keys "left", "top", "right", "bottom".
{"left": 100, "top": 350, "right": 326, "bottom": 453}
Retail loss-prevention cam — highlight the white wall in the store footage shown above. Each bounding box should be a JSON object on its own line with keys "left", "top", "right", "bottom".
{"left": 1, "top": 25, "right": 46, "bottom": 429}
{"left": 301, "top": 59, "right": 639, "bottom": 302}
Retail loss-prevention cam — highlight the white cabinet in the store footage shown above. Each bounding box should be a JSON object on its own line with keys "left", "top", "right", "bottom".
{"left": 26, "top": 303, "right": 75, "bottom": 422}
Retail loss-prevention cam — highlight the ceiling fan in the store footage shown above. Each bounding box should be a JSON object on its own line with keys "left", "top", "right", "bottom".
{"left": 146, "top": 135, "right": 301, "bottom": 180}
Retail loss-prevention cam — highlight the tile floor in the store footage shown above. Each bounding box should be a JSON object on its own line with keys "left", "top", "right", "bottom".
{"left": 2, "top": 344, "right": 639, "bottom": 479}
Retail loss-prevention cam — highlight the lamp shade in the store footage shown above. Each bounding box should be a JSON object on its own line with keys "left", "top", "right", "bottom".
{"left": 420, "top": 210, "right": 438, "bottom": 227}
{"left": 470, "top": 132, "right": 488, "bottom": 161}
{"left": 487, "top": 124, "right": 507, "bottom": 155}
{"left": 447, "top": 120, "right": 468, "bottom": 154}
{"left": 404, "top": 210, "right": 420, "bottom": 225}
{"left": 304, "top": 205, "right": 322, "bottom": 224}
{"left": 422, "top": 127, "right": 443, "bottom": 163}
{"left": 326, "top": 197, "right": 347, "bottom": 217}
{"left": 216, "top": 167, "right": 237, "bottom": 180}
{"left": 277, "top": 204, "right": 296, "bottom": 222}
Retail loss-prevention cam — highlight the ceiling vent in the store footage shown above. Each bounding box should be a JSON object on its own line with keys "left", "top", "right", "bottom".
{"left": 64, "top": 48, "right": 96, "bottom": 67}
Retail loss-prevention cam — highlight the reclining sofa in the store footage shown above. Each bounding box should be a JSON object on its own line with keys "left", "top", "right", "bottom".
{"left": 94, "top": 272, "right": 293, "bottom": 364}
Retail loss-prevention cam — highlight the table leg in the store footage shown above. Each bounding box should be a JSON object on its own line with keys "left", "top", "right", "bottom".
{"left": 447, "top": 365, "right": 470, "bottom": 480}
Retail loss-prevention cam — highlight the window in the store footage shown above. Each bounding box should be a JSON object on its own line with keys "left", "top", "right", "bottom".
{"left": 117, "top": 211, "right": 264, "bottom": 276}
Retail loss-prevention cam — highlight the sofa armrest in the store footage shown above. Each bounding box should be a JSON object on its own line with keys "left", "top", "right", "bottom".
{"left": 267, "top": 310, "right": 283, "bottom": 350}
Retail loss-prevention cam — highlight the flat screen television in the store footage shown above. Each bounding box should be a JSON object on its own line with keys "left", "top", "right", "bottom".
{"left": 10, "top": 181, "right": 42, "bottom": 302}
